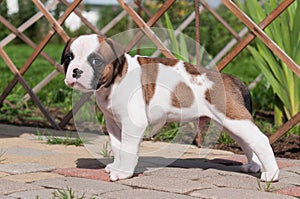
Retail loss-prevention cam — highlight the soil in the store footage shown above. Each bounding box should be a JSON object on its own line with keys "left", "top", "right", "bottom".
{"left": 214, "top": 133, "right": 300, "bottom": 160}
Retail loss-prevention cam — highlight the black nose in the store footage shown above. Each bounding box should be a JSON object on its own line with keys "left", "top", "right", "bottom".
{"left": 72, "top": 68, "right": 83, "bottom": 79}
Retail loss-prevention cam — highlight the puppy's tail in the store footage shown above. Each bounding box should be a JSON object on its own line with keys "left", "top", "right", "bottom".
{"left": 229, "top": 75, "right": 253, "bottom": 114}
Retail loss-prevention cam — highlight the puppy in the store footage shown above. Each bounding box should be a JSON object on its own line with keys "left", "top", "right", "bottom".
{"left": 61, "top": 34, "right": 279, "bottom": 182}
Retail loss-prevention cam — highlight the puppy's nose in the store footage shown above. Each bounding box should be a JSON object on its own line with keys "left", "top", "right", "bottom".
{"left": 72, "top": 68, "right": 83, "bottom": 79}
{"left": 65, "top": 78, "right": 76, "bottom": 87}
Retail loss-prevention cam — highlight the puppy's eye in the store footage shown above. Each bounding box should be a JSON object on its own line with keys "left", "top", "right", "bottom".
{"left": 92, "top": 58, "right": 103, "bottom": 66}
{"left": 65, "top": 53, "right": 73, "bottom": 63}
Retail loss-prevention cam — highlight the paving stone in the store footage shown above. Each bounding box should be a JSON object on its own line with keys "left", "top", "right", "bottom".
{"left": 5, "top": 147, "right": 58, "bottom": 157}
{"left": 277, "top": 160, "right": 296, "bottom": 169}
{"left": 0, "top": 171, "right": 9, "bottom": 177}
{"left": 101, "top": 188, "right": 196, "bottom": 199}
{"left": 283, "top": 165, "right": 300, "bottom": 175}
{"left": 197, "top": 172, "right": 259, "bottom": 190}
{"left": 189, "top": 187, "right": 295, "bottom": 199}
{"left": 275, "top": 187, "right": 300, "bottom": 198}
{"left": 0, "top": 163, "right": 55, "bottom": 174}
{"left": 0, "top": 179, "right": 41, "bottom": 195}
{"left": 2, "top": 172, "right": 63, "bottom": 183}
{"left": 8, "top": 188, "right": 56, "bottom": 199}
{"left": 33, "top": 177, "right": 131, "bottom": 196}
{"left": 144, "top": 167, "right": 243, "bottom": 180}
{"left": 119, "top": 175, "right": 214, "bottom": 194}
{"left": 52, "top": 168, "right": 110, "bottom": 182}
{"left": 0, "top": 196, "right": 15, "bottom": 199}
{"left": 145, "top": 167, "right": 210, "bottom": 179}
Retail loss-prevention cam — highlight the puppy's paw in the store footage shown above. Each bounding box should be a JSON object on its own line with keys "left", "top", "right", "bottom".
{"left": 109, "top": 170, "right": 134, "bottom": 181}
{"left": 105, "top": 163, "right": 117, "bottom": 174}
{"left": 240, "top": 163, "right": 261, "bottom": 173}
{"left": 260, "top": 169, "right": 280, "bottom": 182}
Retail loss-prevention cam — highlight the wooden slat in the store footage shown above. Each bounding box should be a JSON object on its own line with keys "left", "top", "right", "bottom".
{"left": 217, "top": 0, "right": 295, "bottom": 71}
{"left": 0, "top": 0, "right": 82, "bottom": 106}
{"left": 0, "top": 0, "right": 59, "bottom": 47}
{"left": 195, "top": 0, "right": 201, "bottom": 67}
{"left": 59, "top": 92, "right": 93, "bottom": 128}
{"left": 201, "top": 1, "right": 241, "bottom": 41}
{"left": 60, "top": 0, "right": 103, "bottom": 35}
{"left": 269, "top": 112, "right": 300, "bottom": 144}
{"left": 0, "top": 47, "right": 60, "bottom": 129}
{"left": 118, "top": 0, "right": 176, "bottom": 58}
{"left": 219, "top": 0, "right": 300, "bottom": 77}
{"left": 32, "top": 0, "right": 69, "bottom": 42}
{"left": 0, "top": 15, "right": 62, "bottom": 72}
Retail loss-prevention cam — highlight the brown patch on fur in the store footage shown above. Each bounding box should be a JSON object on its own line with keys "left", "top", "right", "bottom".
{"left": 115, "top": 59, "right": 128, "bottom": 83}
{"left": 205, "top": 72, "right": 252, "bottom": 121}
{"left": 97, "top": 34, "right": 107, "bottom": 43}
{"left": 171, "top": 82, "right": 195, "bottom": 108}
{"left": 97, "top": 36, "right": 126, "bottom": 87}
{"left": 140, "top": 59, "right": 159, "bottom": 105}
{"left": 137, "top": 57, "right": 178, "bottom": 67}
{"left": 184, "top": 62, "right": 203, "bottom": 75}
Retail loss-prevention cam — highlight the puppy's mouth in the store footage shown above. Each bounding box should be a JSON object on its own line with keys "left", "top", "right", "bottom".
{"left": 66, "top": 81, "right": 92, "bottom": 92}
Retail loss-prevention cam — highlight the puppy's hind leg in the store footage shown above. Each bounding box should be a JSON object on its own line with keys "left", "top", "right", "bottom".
{"left": 225, "top": 130, "right": 262, "bottom": 173}
{"left": 223, "top": 118, "right": 279, "bottom": 182}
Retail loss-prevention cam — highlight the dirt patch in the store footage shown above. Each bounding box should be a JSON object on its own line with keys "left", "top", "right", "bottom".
{"left": 214, "top": 134, "right": 300, "bottom": 160}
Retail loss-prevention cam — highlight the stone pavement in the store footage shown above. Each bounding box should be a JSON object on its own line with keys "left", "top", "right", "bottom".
{"left": 0, "top": 123, "right": 299, "bottom": 198}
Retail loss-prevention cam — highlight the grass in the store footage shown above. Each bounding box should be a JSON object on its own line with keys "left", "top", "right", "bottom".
{"left": 36, "top": 129, "right": 84, "bottom": 146}
{"left": 257, "top": 179, "right": 274, "bottom": 192}
{"left": 52, "top": 186, "right": 96, "bottom": 199}
{"left": 99, "top": 141, "right": 112, "bottom": 158}
{"left": 46, "top": 135, "right": 83, "bottom": 146}
{"left": 0, "top": 148, "right": 6, "bottom": 164}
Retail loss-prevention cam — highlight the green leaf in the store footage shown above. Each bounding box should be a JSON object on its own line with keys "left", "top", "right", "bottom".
{"left": 164, "top": 13, "right": 179, "bottom": 55}
{"left": 179, "top": 33, "right": 189, "bottom": 62}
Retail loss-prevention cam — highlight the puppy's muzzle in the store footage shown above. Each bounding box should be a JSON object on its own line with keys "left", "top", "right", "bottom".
{"left": 65, "top": 68, "right": 83, "bottom": 87}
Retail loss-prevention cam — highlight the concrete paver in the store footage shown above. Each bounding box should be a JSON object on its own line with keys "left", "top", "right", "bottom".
{"left": 0, "top": 163, "right": 55, "bottom": 174}
{"left": 0, "top": 171, "right": 9, "bottom": 177}
{"left": 2, "top": 172, "right": 63, "bottom": 183}
{"left": 8, "top": 189, "right": 56, "bottom": 199}
{"left": 119, "top": 175, "right": 215, "bottom": 194}
{"left": 189, "top": 187, "right": 295, "bottom": 199}
{"left": 5, "top": 147, "right": 58, "bottom": 157}
{"left": 101, "top": 188, "right": 197, "bottom": 199}
{"left": 0, "top": 179, "right": 41, "bottom": 195}
{"left": 0, "top": 124, "right": 299, "bottom": 198}
{"left": 32, "top": 177, "right": 131, "bottom": 196}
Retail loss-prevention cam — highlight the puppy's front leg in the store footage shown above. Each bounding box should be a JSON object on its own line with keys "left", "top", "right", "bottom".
{"left": 109, "top": 120, "right": 147, "bottom": 181}
{"left": 103, "top": 117, "right": 121, "bottom": 174}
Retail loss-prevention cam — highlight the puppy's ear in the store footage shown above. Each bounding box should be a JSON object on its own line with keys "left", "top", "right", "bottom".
{"left": 101, "top": 38, "right": 125, "bottom": 88}
{"left": 106, "top": 38, "right": 125, "bottom": 67}
{"left": 61, "top": 39, "right": 71, "bottom": 65}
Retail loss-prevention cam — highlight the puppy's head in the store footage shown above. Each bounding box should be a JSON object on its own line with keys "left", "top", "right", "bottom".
{"left": 61, "top": 34, "right": 125, "bottom": 92}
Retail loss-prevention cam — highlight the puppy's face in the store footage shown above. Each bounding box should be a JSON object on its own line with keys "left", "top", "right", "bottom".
{"left": 61, "top": 34, "right": 124, "bottom": 92}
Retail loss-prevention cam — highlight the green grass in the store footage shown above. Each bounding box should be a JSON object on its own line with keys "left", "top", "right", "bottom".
{"left": 52, "top": 186, "right": 96, "bottom": 199}
{"left": 0, "top": 148, "right": 6, "bottom": 164}
{"left": 46, "top": 135, "right": 83, "bottom": 146}
{"left": 99, "top": 141, "right": 112, "bottom": 158}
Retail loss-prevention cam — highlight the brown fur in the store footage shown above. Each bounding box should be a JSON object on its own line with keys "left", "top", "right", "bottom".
{"left": 137, "top": 57, "right": 178, "bottom": 67}
{"left": 184, "top": 62, "right": 204, "bottom": 75}
{"left": 138, "top": 57, "right": 159, "bottom": 105}
{"left": 171, "top": 82, "right": 195, "bottom": 108}
{"left": 97, "top": 36, "right": 127, "bottom": 87}
{"left": 205, "top": 72, "right": 252, "bottom": 120}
